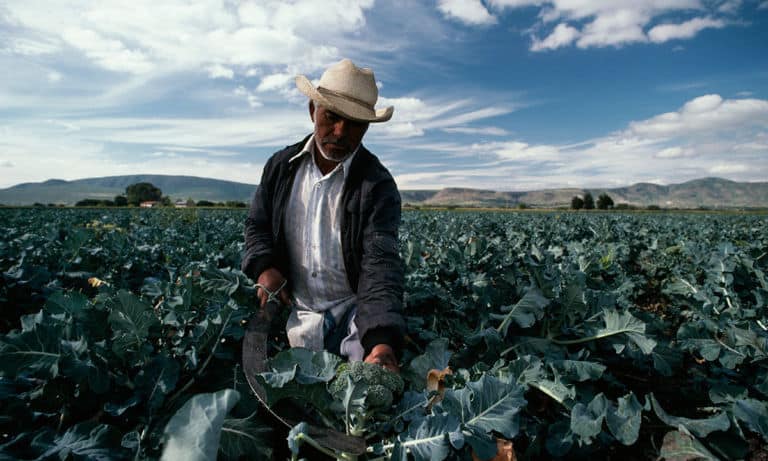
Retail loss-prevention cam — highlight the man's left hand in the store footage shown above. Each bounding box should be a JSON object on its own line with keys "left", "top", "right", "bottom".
{"left": 364, "top": 344, "right": 399, "bottom": 374}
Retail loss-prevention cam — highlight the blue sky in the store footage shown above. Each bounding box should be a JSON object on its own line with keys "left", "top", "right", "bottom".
{"left": 1, "top": 0, "right": 767, "bottom": 191}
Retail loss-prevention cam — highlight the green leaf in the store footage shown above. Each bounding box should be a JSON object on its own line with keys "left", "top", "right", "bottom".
{"left": 708, "top": 384, "right": 747, "bottom": 404}
{"left": 160, "top": 389, "right": 240, "bottom": 461}
{"left": 405, "top": 338, "right": 452, "bottom": 390}
{"left": 32, "top": 423, "right": 126, "bottom": 461}
{"left": 597, "top": 309, "right": 657, "bottom": 354}
{"left": 395, "top": 414, "right": 462, "bottom": 461}
{"left": 287, "top": 422, "right": 308, "bottom": 455}
{"left": 650, "top": 394, "right": 730, "bottom": 438}
{"left": 0, "top": 311, "right": 62, "bottom": 379}
{"left": 108, "top": 290, "right": 159, "bottom": 360}
{"left": 732, "top": 399, "right": 768, "bottom": 442}
{"left": 571, "top": 393, "right": 608, "bottom": 444}
{"left": 546, "top": 420, "right": 574, "bottom": 457}
{"left": 134, "top": 354, "right": 181, "bottom": 414}
{"left": 444, "top": 374, "right": 526, "bottom": 439}
{"left": 496, "top": 285, "right": 549, "bottom": 335}
{"left": 256, "top": 348, "right": 339, "bottom": 412}
{"left": 219, "top": 413, "right": 272, "bottom": 461}
{"left": 659, "top": 430, "right": 719, "bottom": 461}
{"left": 552, "top": 359, "right": 607, "bottom": 382}
{"left": 606, "top": 392, "right": 643, "bottom": 445}
{"left": 552, "top": 309, "right": 656, "bottom": 354}
{"left": 261, "top": 348, "right": 340, "bottom": 387}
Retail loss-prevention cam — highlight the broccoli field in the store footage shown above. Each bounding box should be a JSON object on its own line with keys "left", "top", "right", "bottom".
{"left": 1, "top": 207, "right": 768, "bottom": 460}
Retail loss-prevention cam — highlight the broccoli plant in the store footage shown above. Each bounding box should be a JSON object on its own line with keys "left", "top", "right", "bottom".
{"left": 328, "top": 361, "right": 404, "bottom": 437}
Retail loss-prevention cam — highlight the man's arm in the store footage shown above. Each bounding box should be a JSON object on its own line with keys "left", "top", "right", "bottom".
{"left": 355, "top": 179, "right": 406, "bottom": 370}
{"left": 242, "top": 156, "right": 290, "bottom": 306}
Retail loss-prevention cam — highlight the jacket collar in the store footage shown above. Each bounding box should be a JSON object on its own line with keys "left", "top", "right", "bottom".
{"left": 289, "top": 134, "right": 361, "bottom": 181}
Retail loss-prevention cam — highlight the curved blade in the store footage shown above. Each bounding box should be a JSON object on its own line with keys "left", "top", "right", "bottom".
{"left": 242, "top": 301, "right": 366, "bottom": 455}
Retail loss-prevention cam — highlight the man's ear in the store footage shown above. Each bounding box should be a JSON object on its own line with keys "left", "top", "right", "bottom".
{"left": 308, "top": 100, "right": 315, "bottom": 122}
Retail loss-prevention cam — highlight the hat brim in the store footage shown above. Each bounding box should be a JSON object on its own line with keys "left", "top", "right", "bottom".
{"left": 295, "top": 75, "right": 393, "bottom": 123}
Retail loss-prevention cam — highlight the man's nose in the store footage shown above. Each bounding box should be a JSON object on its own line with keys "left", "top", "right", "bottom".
{"left": 333, "top": 119, "right": 349, "bottom": 137}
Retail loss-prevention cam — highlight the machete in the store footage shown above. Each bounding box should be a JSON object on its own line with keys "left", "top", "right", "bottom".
{"left": 242, "top": 300, "right": 366, "bottom": 456}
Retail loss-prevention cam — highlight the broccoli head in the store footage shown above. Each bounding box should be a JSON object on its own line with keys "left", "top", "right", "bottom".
{"left": 329, "top": 361, "right": 404, "bottom": 407}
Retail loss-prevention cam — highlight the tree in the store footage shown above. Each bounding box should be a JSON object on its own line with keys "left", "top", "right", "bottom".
{"left": 583, "top": 192, "right": 595, "bottom": 210}
{"left": 196, "top": 200, "right": 215, "bottom": 207}
{"left": 125, "top": 182, "right": 162, "bottom": 206}
{"left": 571, "top": 196, "right": 584, "bottom": 210}
{"left": 114, "top": 195, "right": 128, "bottom": 207}
{"left": 597, "top": 193, "right": 614, "bottom": 210}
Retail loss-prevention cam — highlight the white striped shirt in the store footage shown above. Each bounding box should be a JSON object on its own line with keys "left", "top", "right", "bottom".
{"left": 284, "top": 136, "right": 358, "bottom": 318}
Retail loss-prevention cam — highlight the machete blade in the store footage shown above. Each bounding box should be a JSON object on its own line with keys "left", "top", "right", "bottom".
{"left": 242, "top": 301, "right": 366, "bottom": 456}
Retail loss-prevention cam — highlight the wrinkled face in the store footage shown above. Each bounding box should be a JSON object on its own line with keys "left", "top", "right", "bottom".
{"left": 310, "top": 101, "right": 369, "bottom": 162}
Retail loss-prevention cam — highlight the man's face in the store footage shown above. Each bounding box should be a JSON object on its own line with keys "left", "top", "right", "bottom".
{"left": 310, "top": 102, "right": 369, "bottom": 162}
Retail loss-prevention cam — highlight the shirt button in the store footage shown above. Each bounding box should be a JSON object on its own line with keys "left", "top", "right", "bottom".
{"left": 311, "top": 271, "right": 317, "bottom": 277}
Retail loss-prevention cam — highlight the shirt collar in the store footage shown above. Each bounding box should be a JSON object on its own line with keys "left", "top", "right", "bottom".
{"left": 289, "top": 134, "right": 359, "bottom": 181}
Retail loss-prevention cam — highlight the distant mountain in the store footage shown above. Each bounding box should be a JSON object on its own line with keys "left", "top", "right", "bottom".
{"left": 400, "top": 177, "right": 768, "bottom": 209}
{"left": 1, "top": 175, "right": 765, "bottom": 209}
{"left": 0, "top": 175, "right": 257, "bottom": 205}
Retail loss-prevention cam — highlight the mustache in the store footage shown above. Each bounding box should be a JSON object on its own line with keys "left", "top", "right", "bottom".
{"left": 320, "top": 136, "right": 351, "bottom": 149}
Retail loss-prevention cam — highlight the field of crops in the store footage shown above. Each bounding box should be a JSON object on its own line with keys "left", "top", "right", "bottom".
{"left": 1, "top": 207, "right": 767, "bottom": 460}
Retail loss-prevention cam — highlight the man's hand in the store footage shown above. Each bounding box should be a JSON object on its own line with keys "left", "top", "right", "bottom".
{"left": 364, "top": 344, "right": 399, "bottom": 374}
{"left": 256, "top": 267, "right": 291, "bottom": 307}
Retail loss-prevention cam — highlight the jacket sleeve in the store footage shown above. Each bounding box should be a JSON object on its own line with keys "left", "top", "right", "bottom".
{"left": 355, "top": 179, "right": 406, "bottom": 357}
{"left": 241, "top": 156, "right": 276, "bottom": 281}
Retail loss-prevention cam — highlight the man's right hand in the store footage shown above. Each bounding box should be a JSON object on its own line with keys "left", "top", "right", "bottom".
{"left": 256, "top": 267, "right": 291, "bottom": 307}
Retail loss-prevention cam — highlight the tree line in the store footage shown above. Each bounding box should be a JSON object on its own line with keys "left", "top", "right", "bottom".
{"left": 571, "top": 192, "right": 614, "bottom": 210}
{"left": 571, "top": 192, "right": 664, "bottom": 211}
{"left": 74, "top": 182, "right": 247, "bottom": 208}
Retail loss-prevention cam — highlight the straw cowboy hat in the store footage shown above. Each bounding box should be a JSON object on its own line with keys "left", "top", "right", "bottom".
{"left": 295, "top": 59, "right": 394, "bottom": 123}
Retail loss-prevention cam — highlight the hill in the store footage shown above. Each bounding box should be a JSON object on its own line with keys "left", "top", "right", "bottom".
{"left": 0, "top": 175, "right": 257, "bottom": 205}
{"left": 400, "top": 177, "right": 768, "bottom": 209}
{"left": 1, "top": 175, "right": 765, "bottom": 209}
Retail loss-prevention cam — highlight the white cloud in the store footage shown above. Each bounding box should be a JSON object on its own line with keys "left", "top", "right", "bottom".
{"left": 577, "top": 8, "right": 649, "bottom": 48}
{"left": 6, "top": 37, "right": 60, "bottom": 56}
{"left": 531, "top": 23, "right": 580, "bottom": 51}
{"left": 654, "top": 146, "right": 694, "bottom": 158}
{"left": 234, "top": 86, "right": 263, "bottom": 108}
{"left": 3, "top": 1, "right": 378, "bottom": 80}
{"left": 61, "top": 28, "right": 154, "bottom": 74}
{"left": 648, "top": 17, "right": 726, "bottom": 43}
{"left": 629, "top": 94, "right": 768, "bottom": 138}
{"left": 709, "top": 163, "right": 748, "bottom": 174}
{"left": 389, "top": 93, "right": 768, "bottom": 190}
{"left": 0, "top": 160, "right": 14, "bottom": 168}
{"left": 381, "top": 122, "right": 425, "bottom": 138}
{"left": 207, "top": 64, "right": 234, "bottom": 79}
{"left": 47, "top": 71, "right": 62, "bottom": 82}
{"left": 438, "top": 0, "right": 497, "bottom": 25}
{"left": 370, "top": 96, "right": 515, "bottom": 140}
{"left": 257, "top": 73, "right": 294, "bottom": 92}
{"left": 442, "top": 126, "right": 510, "bottom": 135}
{"left": 718, "top": 0, "right": 742, "bottom": 14}
{"left": 486, "top": 1, "right": 737, "bottom": 50}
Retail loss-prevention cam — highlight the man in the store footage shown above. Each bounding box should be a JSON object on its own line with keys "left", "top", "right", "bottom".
{"left": 242, "top": 59, "right": 404, "bottom": 372}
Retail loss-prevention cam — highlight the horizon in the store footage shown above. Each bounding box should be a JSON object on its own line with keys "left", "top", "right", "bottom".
{"left": 3, "top": 173, "right": 763, "bottom": 194}
{"left": 1, "top": 1, "right": 767, "bottom": 191}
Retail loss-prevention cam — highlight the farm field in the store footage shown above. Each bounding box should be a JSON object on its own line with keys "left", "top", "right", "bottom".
{"left": 1, "top": 207, "right": 767, "bottom": 460}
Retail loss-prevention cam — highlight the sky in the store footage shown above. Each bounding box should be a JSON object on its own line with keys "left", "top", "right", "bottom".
{"left": 1, "top": 0, "right": 767, "bottom": 191}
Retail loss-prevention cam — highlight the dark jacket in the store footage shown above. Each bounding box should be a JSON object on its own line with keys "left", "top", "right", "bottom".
{"left": 242, "top": 136, "right": 405, "bottom": 356}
